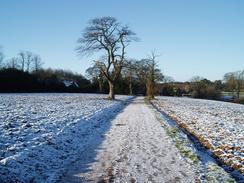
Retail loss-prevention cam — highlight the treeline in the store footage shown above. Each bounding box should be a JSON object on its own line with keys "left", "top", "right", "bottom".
{"left": 158, "top": 77, "right": 223, "bottom": 99}
{"left": 0, "top": 50, "right": 43, "bottom": 72}
{"left": 0, "top": 48, "right": 157, "bottom": 94}
{"left": 0, "top": 48, "right": 152, "bottom": 94}
{"left": 157, "top": 70, "right": 244, "bottom": 103}
{"left": 1, "top": 49, "right": 243, "bottom": 100}
{"left": 1, "top": 46, "right": 243, "bottom": 103}
{"left": 85, "top": 54, "right": 163, "bottom": 98}
{"left": 76, "top": 16, "right": 163, "bottom": 99}
{"left": 0, "top": 68, "right": 93, "bottom": 93}
{"left": 223, "top": 70, "right": 244, "bottom": 100}
{"left": 0, "top": 50, "right": 92, "bottom": 92}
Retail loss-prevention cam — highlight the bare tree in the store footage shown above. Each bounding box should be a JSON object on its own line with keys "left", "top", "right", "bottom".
{"left": 77, "top": 16, "right": 137, "bottom": 99}
{"left": 235, "top": 70, "right": 244, "bottom": 99}
{"left": 19, "top": 51, "right": 26, "bottom": 71}
{"left": 224, "top": 70, "right": 244, "bottom": 99}
{"left": 7, "top": 57, "right": 19, "bottom": 69}
{"left": 146, "top": 51, "right": 163, "bottom": 99}
{"left": 26, "top": 51, "right": 33, "bottom": 72}
{"left": 122, "top": 60, "right": 136, "bottom": 95}
{"left": 32, "top": 55, "right": 43, "bottom": 72}
{"left": 86, "top": 64, "right": 105, "bottom": 93}
{"left": 132, "top": 53, "right": 164, "bottom": 99}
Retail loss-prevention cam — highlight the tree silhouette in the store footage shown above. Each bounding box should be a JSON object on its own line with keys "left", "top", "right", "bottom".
{"left": 77, "top": 16, "right": 137, "bottom": 99}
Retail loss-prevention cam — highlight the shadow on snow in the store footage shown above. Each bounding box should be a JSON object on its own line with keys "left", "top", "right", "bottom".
{"left": 0, "top": 97, "right": 134, "bottom": 183}
{"left": 59, "top": 97, "right": 134, "bottom": 182}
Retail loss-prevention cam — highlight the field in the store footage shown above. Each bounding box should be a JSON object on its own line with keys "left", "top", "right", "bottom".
{"left": 0, "top": 93, "right": 131, "bottom": 182}
{"left": 152, "top": 97, "right": 244, "bottom": 174}
{"left": 0, "top": 94, "right": 243, "bottom": 182}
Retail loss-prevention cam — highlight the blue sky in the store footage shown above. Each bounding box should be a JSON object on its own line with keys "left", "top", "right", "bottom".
{"left": 0, "top": 0, "right": 243, "bottom": 81}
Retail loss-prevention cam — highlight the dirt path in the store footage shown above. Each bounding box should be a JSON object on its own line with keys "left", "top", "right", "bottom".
{"left": 60, "top": 97, "right": 195, "bottom": 182}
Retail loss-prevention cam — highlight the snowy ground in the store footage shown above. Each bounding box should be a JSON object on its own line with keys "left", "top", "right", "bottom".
{"left": 152, "top": 97, "right": 244, "bottom": 175}
{"left": 0, "top": 93, "right": 131, "bottom": 182}
{"left": 0, "top": 94, "right": 241, "bottom": 182}
{"left": 61, "top": 97, "right": 196, "bottom": 182}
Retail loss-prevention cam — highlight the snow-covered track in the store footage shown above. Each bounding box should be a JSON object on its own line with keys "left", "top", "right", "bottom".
{"left": 61, "top": 97, "right": 196, "bottom": 182}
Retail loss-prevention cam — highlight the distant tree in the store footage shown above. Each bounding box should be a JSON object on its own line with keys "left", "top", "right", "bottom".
{"left": 234, "top": 70, "right": 244, "bottom": 99}
{"left": 32, "top": 55, "right": 43, "bottom": 72}
{"left": 86, "top": 64, "right": 105, "bottom": 93}
{"left": 159, "top": 75, "right": 175, "bottom": 96}
{"left": 7, "top": 57, "right": 20, "bottom": 69}
{"left": 133, "top": 52, "right": 164, "bottom": 99}
{"left": 19, "top": 51, "right": 26, "bottom": 71}
{"left": 213, "top": 80, "right": 224, "bottom": 90}
{"left": 77, "top": 16, "right": 137, "bottom": 99}
{"left": 223, "top": 72, "right": 236, "bottom": 93}
{"left": 145, "top": 51, "right": 164, "bottom": 99}
{"left": 190, "top": 76, "right": 206, "bottom": 98}
{"left": 190, "top": 76, "right": 204, "bottom": 83}
{"left": 18, "top": 51, "right": 37, "bottom": 72}
{"left": 183, "top": 82, "right": 191, "bottom": 94}
{"left": 224, "top": 70, "right": 244, "bottom": 99}
{"left": 122, "top": 60, "right": 136, "bottom": 95}
{"left": 26, "top": 51, "right": 33, "bottom": 72}
{"left": 190, "top": 76, "right": 220, "bottom": 99}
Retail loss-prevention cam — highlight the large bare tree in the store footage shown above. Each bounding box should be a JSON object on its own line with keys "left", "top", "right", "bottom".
{"left": 77, "top": 17, "right": 137, "bottom": 99}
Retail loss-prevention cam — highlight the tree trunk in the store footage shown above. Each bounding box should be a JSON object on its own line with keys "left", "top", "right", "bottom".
{"left": 129, "top": 76, "right": 133, "bottom": 95}
{"left": 146, "top": 79, "right": 154, "bottom": 99}
{"left": 108, "top": 81, "right": 115, "bottom": 100}
{"left": 21, "top": 62, "right": 24, "bottom": 71}
{"left": 98, "top": 79, "right": 103, "bottom": 93}
{"left": 26, "top": 64, "right": 30, "bottom": 73}
{"left": 236, "top": 82, "right": 240, "bottom": 99}
{"left": 237, "top": 91, "right": 240, "bottom": 99}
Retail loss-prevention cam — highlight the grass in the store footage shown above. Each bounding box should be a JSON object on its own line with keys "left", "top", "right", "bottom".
{"left": 148, "top": 101, "right": 237, "bottom": 182}
{"left": 222, "top": 91, "right": 244, "bottom": 98}
{"left": 156, "top": 117, "right": 200, "bottom": 164}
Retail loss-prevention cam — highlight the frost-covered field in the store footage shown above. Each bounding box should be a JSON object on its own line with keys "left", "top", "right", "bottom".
{"left": 0, "top": 93, "right": 131, "bottom": 182}
{"left": 152, "top": 97, "right": 244, "bottom": 174}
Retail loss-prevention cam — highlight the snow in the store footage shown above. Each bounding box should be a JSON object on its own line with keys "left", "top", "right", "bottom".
{"left": 152, "top": 96, "right": 244, "bottom": 174}
{"left": 1, "top": 94, "right": 241, "bottom": 182}
{"left": 0, "top": 93, "right": 132, "bottom": 183}
{"left": 61, "top": 97, "right": 196, "bottom": 182}
{"left": 63, "top": 80, "right": 79, "bottom": 87}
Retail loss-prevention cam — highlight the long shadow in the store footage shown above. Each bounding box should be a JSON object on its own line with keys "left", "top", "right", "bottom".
{"left": 0, "top": 97, "right": 134, "bottom": 183}
{"left": 58, "top": 97, "right": 135, "bottom": 182}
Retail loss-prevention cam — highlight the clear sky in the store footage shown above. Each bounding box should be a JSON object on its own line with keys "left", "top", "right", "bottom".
{"left": 0, "top": 0, "right": 243, "bottom": 81}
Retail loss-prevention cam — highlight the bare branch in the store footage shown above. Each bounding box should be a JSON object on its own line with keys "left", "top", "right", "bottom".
{"left": 76, "top": 16, "right": 137, "bottom": 99}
